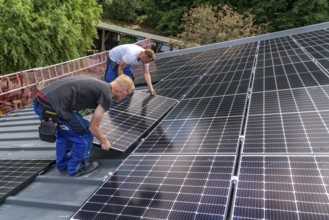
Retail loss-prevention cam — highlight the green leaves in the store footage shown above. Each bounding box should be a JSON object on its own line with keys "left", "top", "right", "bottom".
{"left": 0, "top": 0, "right": 101, "bottom": 75}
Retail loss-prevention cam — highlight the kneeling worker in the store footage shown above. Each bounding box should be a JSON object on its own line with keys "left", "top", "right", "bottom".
{"left": 34, "top": 75, "right": 135, "bottom": 176}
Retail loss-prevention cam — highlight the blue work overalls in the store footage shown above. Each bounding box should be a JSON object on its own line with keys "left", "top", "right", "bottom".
{"left": 34, "top": 96, "right": 93, "bottom": 176}
{"left": 105, "top": 59, "right": 133, "bottom": 83}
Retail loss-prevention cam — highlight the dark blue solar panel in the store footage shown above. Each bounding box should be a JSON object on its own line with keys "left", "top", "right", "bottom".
{"left": 185, "top": 79, "right": 250, "bottom": 99}
{"left": 135, "top": 116, "right": 243, "bottom": 154}
{"left": 243, "top": 111, "right": 329, "bottom": 153}
{"left": 0, "top": 160, "right": 53, "bottom": 203}
{"left": 110, "top": 91, "right": 177, "bottom": 120}
{"left": 72, "top": 155, "right": 235, "bottom": 220}
{"left": 73, "top": 23, "right": 329, "bottom": 220}
{"left": 86, "top": 91, "right": 177, "bottom": 152}
{"left": 164, "top": 94, "right": 247, "bottom": 120}
{"left": 233, "top": 156, "right": 329, "bottom": 220}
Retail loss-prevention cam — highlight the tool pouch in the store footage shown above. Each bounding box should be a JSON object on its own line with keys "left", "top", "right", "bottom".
{"left": 38, "top": 108, "right": 58, "bottom": 143}
{"left": 39, "top": 121, "right": 57, "bottom": 143}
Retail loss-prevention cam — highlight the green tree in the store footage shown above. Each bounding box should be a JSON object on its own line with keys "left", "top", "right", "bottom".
{"left": 233, "top": 0, "right": 329, "bottom": 32}
{"left": 146, "top": 0, "right": 193, "bottom": 36}
{"left": 177, "top": 5, "right": 268, "bottom": 48}
{"left": 101, "top": 0, "right": 142, "bottom": 23}
{"left": 0, "top": 0, "right": 101, "bottom": 75}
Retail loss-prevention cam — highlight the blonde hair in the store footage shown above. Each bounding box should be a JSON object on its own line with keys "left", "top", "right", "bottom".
{"left": 144, "top": 49, "right": 156, "bottom": 62}
{"left": 112, "top": 74, "right": 135, "bottom": 94}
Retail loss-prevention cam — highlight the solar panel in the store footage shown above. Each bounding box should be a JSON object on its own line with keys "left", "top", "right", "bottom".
{"left": 207, "top": 47, "right": 256, "bottom": 74}
{"left": 133, "top": 51, "right": 206, "bottom": 85}
{"left": 72, "top": 155, "right": 235, "bottom": 220}
{"left": 134, "top": 116, "right": 243, "bottom": 154}
{"left": 185, "top": 78, "right": 251, "bottom": 99}
{"left": 292, "top": 29, "right": 329, "bottom": 69}
{"left": 110, "top": 91, "right": 177, "bottom": 120}
{"left": 86, "top": 92, "right": 177, "bottom": 152}
{"left": 244, "top": 35, "right": 329, "bottom": 154}
{"left": 164, "top": 94, "right": 247, "bottom": 120}
{"left": 0, "top": 159, "right": 53, "bottom": 203}
{"left": 88, "top": 110, "right": 155, "bottom": 152}
{"left": 72, "top": 23, "right": 329, "bottom": 220}
{"left": 249, "top": 86, "right": 329, "bottom": 115}
{"left": 133, "top": 57, "right": 172, "bottom": 85}
{"left": 153, "top": 76, "right": 201, "bottom": 99}
{"left": 233, "top": 156, "right": 329, "bottom": 220}
{"left": 244, "top": 111, "right": 329, "bottom": 153}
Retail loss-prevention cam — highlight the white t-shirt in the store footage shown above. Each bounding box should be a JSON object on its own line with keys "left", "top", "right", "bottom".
{"left": 109, "top": 44, "right": 149, "bottom": 68}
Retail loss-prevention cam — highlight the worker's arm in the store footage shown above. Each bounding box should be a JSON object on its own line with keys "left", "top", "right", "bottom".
{"left": 144, "top": 65, "right": 156, "bottom": 95}
{"left": 118, "top": 61, "right": 128, "bottom": 76}
{"left": 89, "top": 104, "right": 111, "bottom": 151}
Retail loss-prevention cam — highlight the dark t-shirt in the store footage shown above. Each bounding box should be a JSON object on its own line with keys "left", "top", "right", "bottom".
{"left": 42, "top": 76, "right": 112, "bottom": 120}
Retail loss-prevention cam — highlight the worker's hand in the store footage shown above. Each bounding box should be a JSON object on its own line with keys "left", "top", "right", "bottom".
{"left": 149, "top": 88, "right": 156, "bottom": 96}
{"left": 101, "top": 139, "right": 111, "bottom": 151}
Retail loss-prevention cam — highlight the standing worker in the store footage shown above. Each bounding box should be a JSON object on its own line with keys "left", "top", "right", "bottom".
{"left": 104, "top": 44, "right": 156, "bottom": 95}
{"left": 34, "top": 75, "right": 135, "bottom": 176}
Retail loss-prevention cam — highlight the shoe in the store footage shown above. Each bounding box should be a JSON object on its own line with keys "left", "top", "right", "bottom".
{"left": 59, "top": 170, "right": 68, "bottom": 176}
{"left": 75, "top": 161, "right": 100, "bottom": 176}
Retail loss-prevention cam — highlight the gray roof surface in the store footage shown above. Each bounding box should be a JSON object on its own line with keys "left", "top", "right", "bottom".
{"left": 1, "top": 22, "right": 329, "bottom": 219}
{"left": 0, "top": 106, "right": 128, "bottom": 220}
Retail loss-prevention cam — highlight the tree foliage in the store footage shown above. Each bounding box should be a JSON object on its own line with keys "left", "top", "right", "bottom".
{"left": 233, "top": 0, "right": 329, "bottom": 32}
{"left": 176, "top": 5, "right": 268, "bottom": 48}
{"left": 99, "top": 0, "right": 329, "bottom": 36}
{"left": 0, "top": 0, "right": 101, "bottom": 75}
{"left": 100, "top": 0, "right": 142, "bottom": 23}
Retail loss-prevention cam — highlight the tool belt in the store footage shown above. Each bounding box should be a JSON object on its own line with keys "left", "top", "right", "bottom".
{"left": 36, "top": 94, "right": 58, "bottom": 143}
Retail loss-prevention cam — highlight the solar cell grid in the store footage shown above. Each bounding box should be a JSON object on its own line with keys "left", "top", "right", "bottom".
{"left": 221, "top": 43, "right": 257, "bottom": 60}
{"left": 185, "top": 78, "right": 250, "bottom": 99}
{"left": 0, "top": 160, "right": 53, "bottom": 203}
{"left": 164, "top": 94, "right": 247, "bottom": 120}
{"left": 255, "top": 40, "right": 329, "bottom": 89}
{"left": 257, "top": 37, "right": 311, "bottom": 62}
{"left": 110, "top": 91, "right": 177, "bottom": 120}
{"left": 206, "top": 69, "right": 253, "bottom": 85}
{"left": 165, "top": 65, "right": 210, "bottom": 79}
{"left": 72, "top": 23, "right": 329, "bottom": 220}
{"left": 293, "top": 29, "right": 329, "bottom": 69}
{"left": 233, "top": 156, "right": 329, "bottom": 220}
{"left": 134, "top": 59, "right": 185, "bottom": 85}
{"left": 147, "top": 67, "right": 178, "bottom": 82}
{"left": 85, "top": 91, "right": 177, "bottom": 152}
{"left": 86, "top": 110, "right": 155, "bottom": 152}
{"left": 135, "top": 116, "right": 243, "bottom": 154}
{"left": 192, "top": 47, "right": 227, "bottom": 63}
{"left": 72, "top": 155, "right": 235, "bottom": 220}
{"left": 243, "top": 111, "right": 329, "bottom": 153}
{"left": 249, "top": 86, "right": 329, "bottom": 115}
{"left": 208, "top": 58, "right": 254, "bottom": 74}
{"left": 154, "top": 76, "right": 201, "bottom": 100}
